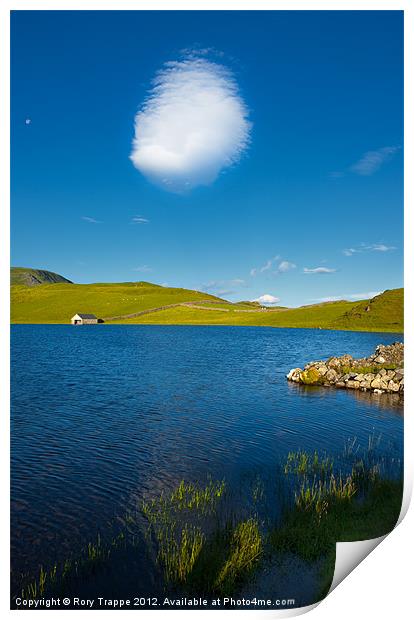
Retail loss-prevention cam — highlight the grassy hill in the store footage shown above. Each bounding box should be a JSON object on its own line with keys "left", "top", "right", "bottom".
{"left": 11, "top": 267, "right": 72, "bottom": 286}
{"left": 148, "top": 294, "right": 403, "bottom": 332}
{"left": 330, "top": 288, "right": 403, "bottom": 332}
{"left": 11, "top": 280, "right": 225, "bottom": 324}
{"left": 118, "top": 299, "right": 371, "bottom": 329}
{"left": 10, "top": 267, "right": 403, "bottom": 332}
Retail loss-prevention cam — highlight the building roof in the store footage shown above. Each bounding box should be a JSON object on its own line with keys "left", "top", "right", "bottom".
{"left": 73, "top": 313, "right": 97, "bottom": 319}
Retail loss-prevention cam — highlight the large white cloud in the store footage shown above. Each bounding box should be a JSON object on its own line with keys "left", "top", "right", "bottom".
{"left": 130, "top": 55, "right": 251, "bottom": 192}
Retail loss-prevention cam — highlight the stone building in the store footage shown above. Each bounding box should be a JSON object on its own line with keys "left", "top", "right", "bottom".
{"left": 71, "top": 313, "right": 98, "bottom": 325}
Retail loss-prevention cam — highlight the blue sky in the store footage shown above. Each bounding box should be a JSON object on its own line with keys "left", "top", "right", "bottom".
{"left": 11, "top": 10, "right": 403, "bottom": 306}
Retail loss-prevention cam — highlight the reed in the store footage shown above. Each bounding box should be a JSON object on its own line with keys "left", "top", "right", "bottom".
{"left": 142, "top": 479, "right": 227, "bottom": 587}
{"left": 214, "top": 518, "right": 262, "bottom": 595}
{"left": 158, "top": 525, "right": 205, "bottom": 583}
{"left": 16, "top": 443, "right": 402, "bottom": 605}
{"left": 271, "top": 449, "right": 402, "bottom": 566}
{"left": 18, "top": 530, "right": 128, "bottom": 601}
{"left": 284, "top": 450, "right": 333, "bottom": 477}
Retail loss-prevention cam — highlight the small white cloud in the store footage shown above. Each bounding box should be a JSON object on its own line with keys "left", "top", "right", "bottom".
{"left": 25, "top": 118, "right": 31, "bottom": 125}
{"left": 331, "top": 146, "right": 400, "bottom": 178}
{"left": 250, "top": 258, "right": 275, "bottom": 277}
{"left": 303, "top": 267, "right": 337, "bottom": 274}
{"left": 131, "top": 216, "right": 149, "bottom": 224}
{"left": 343, "top": 243, "right": 396, "bottom": 256}
{"left": 130, "top": 53, "right": 251, "bottom": 192}
{"left": 81, "top": 216, "right": 101, "bottom": 224}
{"left": 253, "top": 294, "right": 280, "bottom": 306}
{"left": 343, "top": 248, "right": 357, "bottom": 256}
{"left": 133, "top": 265, "right": 152, "bottom": 273}
{"left": 277, "top": 260, "right": 296, "bottom": 273}
{"left": 350, "top": 146, "right": 400, "bottom": 176}
{"left": 261, "top": 260, "right": 273, "bottom": 273}
{"left": 370, "top": 243, "right": 396, "bottom": 252}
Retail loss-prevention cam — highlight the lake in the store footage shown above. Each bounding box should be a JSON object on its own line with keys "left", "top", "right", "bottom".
{"left": 11, "top": 325, "right": 403, "bottom": 603}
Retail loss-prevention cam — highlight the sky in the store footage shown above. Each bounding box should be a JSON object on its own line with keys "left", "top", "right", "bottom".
{"left": 11, "top": 10, "right": 403, "bottom": 307}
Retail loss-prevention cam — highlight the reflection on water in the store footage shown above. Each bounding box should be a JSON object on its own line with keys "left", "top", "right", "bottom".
{"left": 351, "top": 388, "right": 403, "bottom": 412}
{"left": 11, "top": 325, "right": 403, "bottom": 597}
{"left": 288, "top": 381, "right": 403, "bottom": 414}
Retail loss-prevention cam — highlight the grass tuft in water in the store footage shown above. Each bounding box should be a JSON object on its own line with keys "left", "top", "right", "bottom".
{"left": 17, "top": 442, "right": 402, "bottom": 605}
{"left": 142, "top": 479, "right": 226, "bottom": 587}
{"left": 158, "top": 525, "right": 205, "bottom": 584}
{"left": 272, "top": 450, "right": 402, "bottom": 566}
{"left": 284, "top": 450, "right": 333, "bottom": 477}
{"left": 18, "top": 531, "right": 128, "bottom": 601}
{"left": 214, "top": 518, "right": 262, "bottom": 595}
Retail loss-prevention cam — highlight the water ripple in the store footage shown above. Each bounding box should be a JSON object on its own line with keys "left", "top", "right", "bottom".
{"left": 11, "top": 325, "right": 403, "bottom": 576}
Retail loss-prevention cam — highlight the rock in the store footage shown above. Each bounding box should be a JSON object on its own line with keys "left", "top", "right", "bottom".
{"left": 388, "top": 380, "right": 400, "bottom": 392}
{"left": 286, "top": 342, "right": 404, "bottom": 397}
{"left": 327, "top": 357, "right": 341, "bottom": 369}
{"left": 287, "top": 368, "right": 302, "bottom": 382}
{"left": 299, "top": 367, "right": 321, "bottom": 385}
{"left": 346, "top": 380, "right": 360, "bottom": 389}
{"left": 371, "top": 343, "right": 404, "bottom": 366}
{"left": 325, "top": 369, "right": 338, "bottom": 383}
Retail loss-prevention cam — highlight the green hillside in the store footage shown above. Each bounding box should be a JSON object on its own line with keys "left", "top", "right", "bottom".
{"left": 118, "top": 299, "right": 368, "bottom": 329}
{"left": 10, "top": 267, "right": 403, "bottom": 332}
{"left": 11, "top": 278, "right": 223, "bottom": 324}
{"left": 11, "top": 267, "right": 72, "bottom": 286}
{"left": 330, "top": 288, "right": 404, "bottom": 332}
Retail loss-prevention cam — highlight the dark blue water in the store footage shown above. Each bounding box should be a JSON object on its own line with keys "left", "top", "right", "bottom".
{"left": 11, "top": 325, "right": 403, "bottom": 586}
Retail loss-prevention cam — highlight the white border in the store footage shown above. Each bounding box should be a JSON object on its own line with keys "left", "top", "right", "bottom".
{"left": 1, "top": 2, "right": 412, "bottom": 619}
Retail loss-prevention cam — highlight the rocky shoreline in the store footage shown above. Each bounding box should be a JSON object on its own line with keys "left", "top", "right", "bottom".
{"left": 287, "top": 342, "right": 404, "bottom": 395}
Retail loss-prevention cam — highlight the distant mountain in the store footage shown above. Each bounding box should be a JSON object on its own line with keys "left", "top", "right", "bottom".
{"left": 11, "top": 267, "right": 73, "bottom": 287}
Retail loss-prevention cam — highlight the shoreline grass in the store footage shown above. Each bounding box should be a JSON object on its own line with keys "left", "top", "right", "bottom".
{"left": 14, "top": 444, "right": 402, "bottom": 607}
